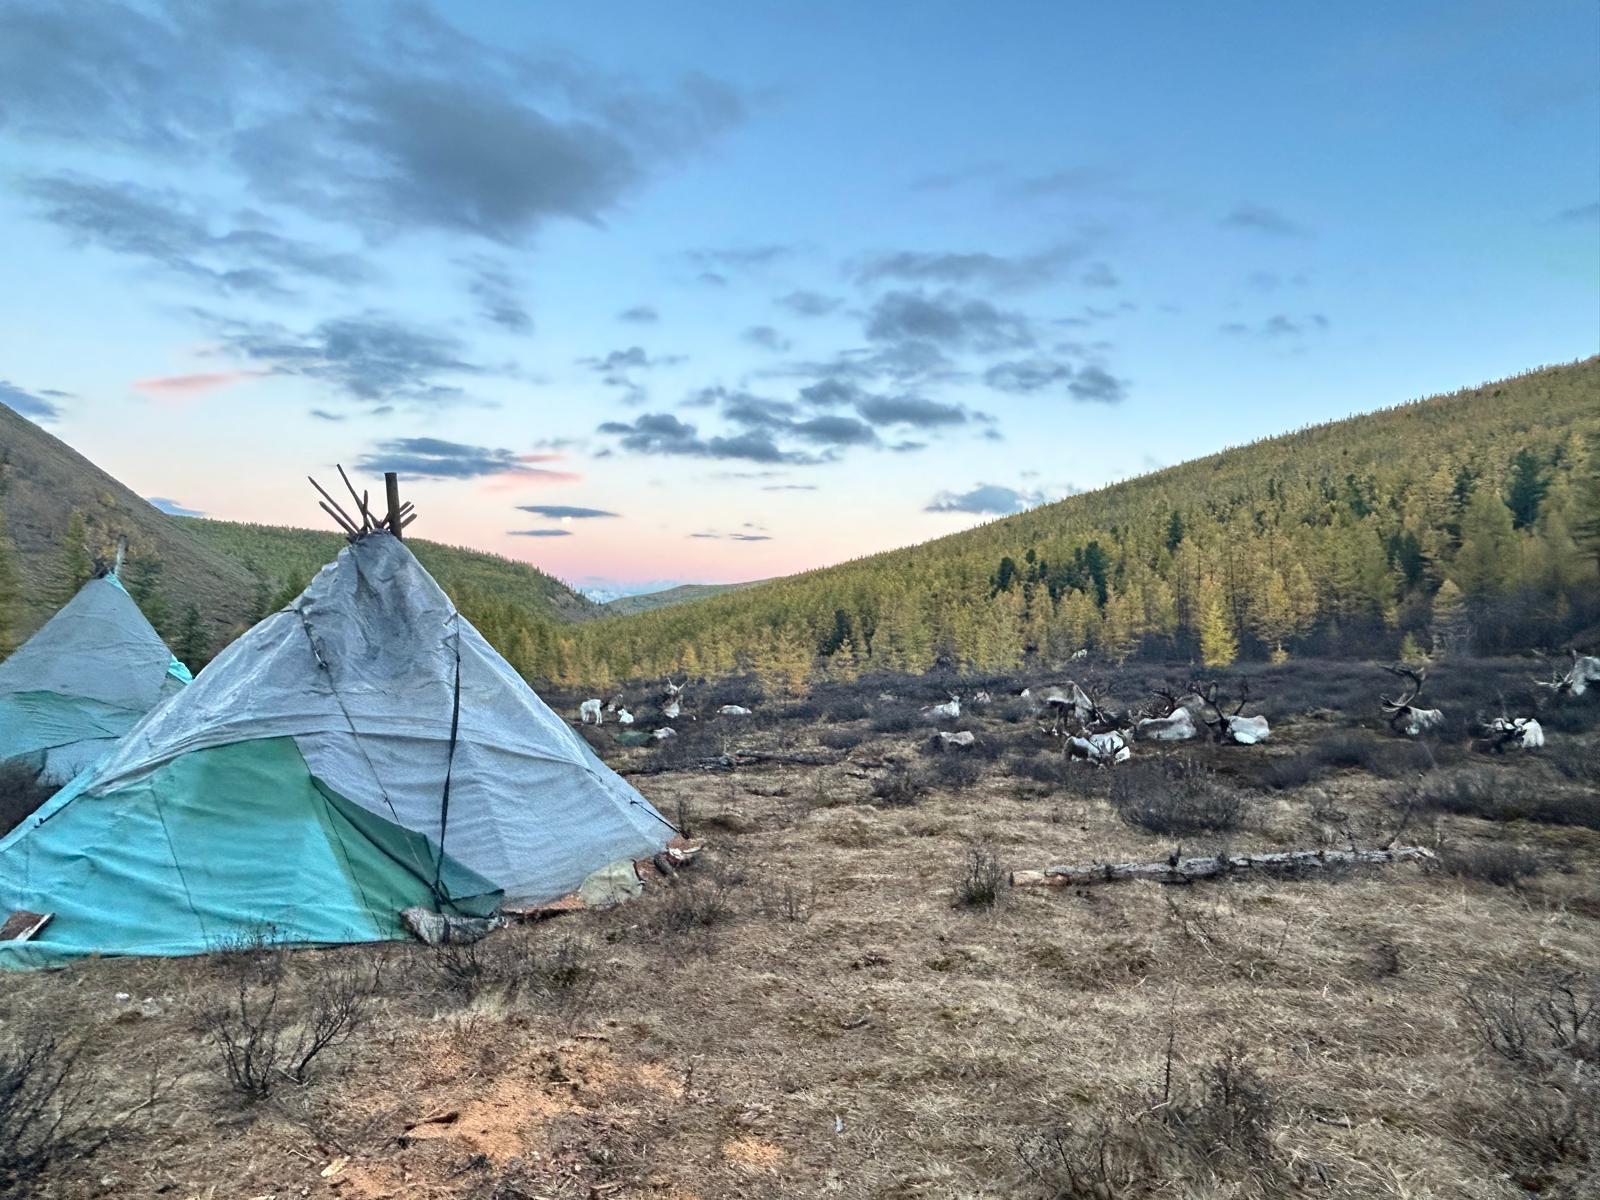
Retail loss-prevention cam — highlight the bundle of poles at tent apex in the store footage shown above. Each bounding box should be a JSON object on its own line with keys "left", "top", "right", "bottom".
{"left": 309, "top": 466, "right": 417, "bottom": 540}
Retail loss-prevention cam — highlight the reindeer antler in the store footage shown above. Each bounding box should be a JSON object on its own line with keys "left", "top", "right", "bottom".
{"left": 1380, "top": 663, "right": 1426, "bottom": 711}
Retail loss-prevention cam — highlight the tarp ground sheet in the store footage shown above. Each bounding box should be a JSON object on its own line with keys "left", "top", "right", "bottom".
{"left": 0, "top": 573, "right": 191, "bottom": 785}
{"left": 0, "top": 737, "right": 501, "bottom": 968}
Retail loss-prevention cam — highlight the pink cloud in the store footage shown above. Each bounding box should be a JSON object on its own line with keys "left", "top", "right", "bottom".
{"left": 134, "top": 370, "right": 268, "bottom": 403}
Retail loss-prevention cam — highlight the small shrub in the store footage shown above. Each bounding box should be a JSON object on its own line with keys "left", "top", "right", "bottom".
{"left": 650, "top": 871, "right": 740, "bottom": 937}
{"left": 818, "top": 727, "right": 867, "bottom": 752}
{"left": 919, "top": 752, "right": 983, "bottom": 790}
{"left": 204, "top": 962, "right": 373, "bottom": 1102}
{"left": 0, "top": 1029, "right": 89, "bottom": 1191}
{"left": 1111, "top": 758, "right": 1242, "bottom": 835}
{"left": 1464, "top": 968, "right": 1598, "bottom": 1065}
{"left": 1546, "top": 741, "right": 1600, "bottom": 785}
{"left": 1004, "top": 750, "right": 1063, "bottom": 785}
{"left": 758, "top": 882, "right": 817, "bottom": 923}
{"left": 673, "top": 795, "right": 697, "bottom": 838}
{"left": 953, "top": 844, "right": 1006, "bottom": 909}
{"left": 869, "top": 707, "right": 922, "bottom": 734}
{"left": 871, "top": 763, "right": 924, "bottom": 807}
{"left": 823, "top": 696, "right": 870, "bottom": 722}
{"left": 1440, "top": 842, "right": 1542, "bottom": 887}
{"left": 1418, "top": 768, "right": 1600, "bottom": 830}
{"left": 0, "top": 761, "right": 56, "bottom": 838}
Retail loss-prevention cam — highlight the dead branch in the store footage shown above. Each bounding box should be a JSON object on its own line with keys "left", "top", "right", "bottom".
{"left": 1011, "top": 845, "right": 1436, "bottom": 888}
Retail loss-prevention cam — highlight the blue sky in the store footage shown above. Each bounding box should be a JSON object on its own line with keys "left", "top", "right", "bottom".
{"left": 1, "top": 1, "right": 1595, "bottom": 596}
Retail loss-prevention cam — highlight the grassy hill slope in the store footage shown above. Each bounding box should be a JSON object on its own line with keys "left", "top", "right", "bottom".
{"left": 600, "top": 581, "right": 761, "bottom": 617}
{"left": 0, "top": 401, "right": 260, "bottom": 642}
{"left": 552, "top": 358, "right": 1600, "bottom": 684}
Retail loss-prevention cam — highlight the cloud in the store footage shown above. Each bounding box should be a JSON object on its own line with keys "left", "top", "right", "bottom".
{"left": 1220, "top": 203, "right": 1311, "bottom": 237}
{"left": 596, "top": 412, "right": 818, "bottom": 464}
{"left": 508, "top": 528, "right": 574, "bottom": 537}
{"left": 791, "top": 414, "right": 877, "bottom": 446}
{"left": 309, "top": 408, "right": 345, "bottom": 422}
{"left": 852, "top": 245, "right": 1089, "bottom": 292}
{"left": 1008, "top": 166, "right": 1122, "bottom": 199}
{"left": 358, "top": 437, "right": 579, "bottom": 481}
{"left": 209, "top": 313, "right": 486, "bottom": 408}
{"left": 133, "top": 370, "right": 265, "bottom": 395}
{"left": 1067, "top": 365, "right": 1127, "bottom": 404}
{"left": 690, "top": 530, "right": 773, "bottom": 542}
{"left": 924, "top": 483, "right": 1047, "bottom": 515}
{"left": 515, "top": 505, "right": 619, "bottom": 519}
{"left": 854, "top": 393, "right": 969, "bottom": 428}
{"left": 775, "top": 290, "right": 843, "bottom": 318}
{"left": 147, "top": 496, "right": 205, "bottom": 517}
{"left": 741, "top": 325, "right": 791, "bottom": 353}
{"left": 0, "top": 379, "right": 64, "bottom": 421}
{"left": 1220, "top": 313, "right": 1330, "bottom": 339}
{"left": 864, "top": 289, "right": 1033, "bottom": 352}
{"left": 685, "top": 244, "right": 795, "bottom": 272}
{"left": 460, "top": 257, "right": 531, "bottom": 333}
{"left": 618, "top": 304, "right": 659, "bottom": 323}
{"left": 1079, "top": 261, "right": 1119, "bottom": 289}
{"left": 1552, "top": 201, "right": 1600, "bottom": 224}
{"left": 20, "top": 173, "right": 370, "bottom": 297}
{"left": 578, "top": 345, "right": 685, "bottom": 404}
{"left": 761, "top": 483, "right": 817, "bottom": 492}
{"left": 982, "top": 359, "right": 1072, "bottom": 393}
{"left": 0, "top": 2, "right": 744, "bottom": 320}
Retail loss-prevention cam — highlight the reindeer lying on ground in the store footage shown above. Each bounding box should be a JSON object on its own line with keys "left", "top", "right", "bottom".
{"left": 1191, "top": 678, "right": 1270, "bottom": 744}
{"left": 1039, "top": 681, "right": 1132, "bottom": 765}
{"left": 921, "top": 693, "right": 961, "bottom": 721}
{"left": 1535, "top": 651, "right": 1600, "bottom": 700}
{"left": 1379, "top": 664, "right": 1444, "bottom": 736}
{"left": 1475, "top": 715, "right": 1543, "bottom": 753}
{"left": 718, "top": 704, "right": 752, "bottom": 716}
{"left": 1133, "top": 688, "right": 1199, "bottom": 741}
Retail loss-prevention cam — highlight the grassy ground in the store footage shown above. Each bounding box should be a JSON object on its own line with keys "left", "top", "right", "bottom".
{"left": 5, "top": 660, "right": 1598, "bottom": 1199}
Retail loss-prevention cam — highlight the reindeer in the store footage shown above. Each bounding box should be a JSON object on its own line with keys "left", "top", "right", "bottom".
{"left": 1038, "top": 680, "right": 1132, "bottom": 765}
{"left": 1379, "top": 664, "right": 1444, "bottom": 737}
{"left": 921, "top": 693, "right": 961, "bottom": 722}
{"left": 718, "top": 704, "right": 753, "bottom": 716}
{"left": 616, "top": 708, "right": 635, "bottom": 725}
{"left": 604, "top": 692, "right": 626, "bottom": 714}
{"left": 579, "top": 698, "right": 603, "bottom": 725}
{"left": 1070, "top": 647, "right": 1089, "bottom": 661}
{"left": 1475, "top": 715, "right": 1544, "bottom": 753}
{"left": 933, "top": 729, "right": 976, "bottom": 751}
{"left": 1191, "top": 678, "right": 1270, "bottom": 744}
{"left": 1534, "top": 650, "right": 1600, "bottom": 700}
{"left": 660, "top": 676, "right": 688, "bottom": 720}
{"left": 1133, "top": 686, "right": 1199, "bottom": 742}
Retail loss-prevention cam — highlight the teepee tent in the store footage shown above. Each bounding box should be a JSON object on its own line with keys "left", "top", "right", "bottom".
{"left": 0, "top": 570, "right": 191, "bottom": 787}
{"left": 0, "top": 531, "right": 673, "bottom": 967}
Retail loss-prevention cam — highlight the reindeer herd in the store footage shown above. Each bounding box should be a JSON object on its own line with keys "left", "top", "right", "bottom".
{"left": 576, "top": 653, "right": 1600, "bottom": 764}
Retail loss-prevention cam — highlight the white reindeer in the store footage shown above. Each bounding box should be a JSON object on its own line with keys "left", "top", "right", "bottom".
{"left": 1062, "top": 728, "right": 1132, "bottom": 766}
{"left": 1070, "top": 647, "right": 1089, "bottom": 661}
{"left": 579, "top": 698, "right": 603, "bottom": 725}
{"left": 661, "top": 676, "right": 687, "bottom": 720}
{"left": 719, "top": 704, "right": 752, "bottom": 716}
{"left": 617, "top": 708, "right": 635, "bottom": 725}
{"left": 1480, "top": 716, "right": 1543, "bottom": 752}
{"left": 921, "top": 693, "right": 961, "bottom": 721}
{"left": 1136, "top": 707, "right": 1199, "bottom": 742}
{"left": 935, "top": 730, "right": 976, "bottom": 750}
{"left": 1535, "top": 651, "right": 1600, "bottom": 699}
{"left": 651, "top": 726, "right": 677, "bottom": 742}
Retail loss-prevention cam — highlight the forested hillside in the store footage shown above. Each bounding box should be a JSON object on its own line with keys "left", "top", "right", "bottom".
{"left": 600, "top": 581, "right": 760, "bottom": 617}
{"left": 517, "top": 359, "right": 1600, "bottom": 689}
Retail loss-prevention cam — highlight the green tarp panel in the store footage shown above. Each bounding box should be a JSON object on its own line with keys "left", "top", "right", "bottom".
{"left": 0, "top": 737, "right": 500, "bottom": 969}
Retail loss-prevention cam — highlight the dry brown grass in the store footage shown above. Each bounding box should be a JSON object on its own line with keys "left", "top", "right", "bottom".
{"left": 6, "top": 681, "right": 1599, "bottom": 1198}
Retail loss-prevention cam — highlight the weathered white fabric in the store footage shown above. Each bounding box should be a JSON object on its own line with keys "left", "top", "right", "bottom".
{"left": 82, "top": 535, "right": 671, "bottom": 905}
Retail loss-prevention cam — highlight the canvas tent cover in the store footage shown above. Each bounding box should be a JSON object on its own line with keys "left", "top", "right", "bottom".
{"left": 0, "top": 573, "right": 191, "bottom": 784}
{"left": 1, "top": 534, "right": 672, "bottom": 966}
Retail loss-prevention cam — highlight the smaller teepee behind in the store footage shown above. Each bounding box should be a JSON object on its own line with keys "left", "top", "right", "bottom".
{"left": 0, "top": 570, "right": 191, "bottom": 787}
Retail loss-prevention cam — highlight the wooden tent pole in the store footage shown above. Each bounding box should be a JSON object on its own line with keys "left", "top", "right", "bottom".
{"left": 385, "top": 472, "right": 404, "bottom": 540}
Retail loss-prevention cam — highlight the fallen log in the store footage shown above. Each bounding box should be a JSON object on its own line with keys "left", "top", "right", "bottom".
{"left": 1011, "top": 845, "right": 1435, "bottom": 888}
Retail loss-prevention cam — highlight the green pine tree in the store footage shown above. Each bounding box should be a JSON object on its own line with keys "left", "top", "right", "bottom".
{"left": 0, "top": 500, "right": 20, "bottom": 657}
{"left": 56, "top": 511, "right": 94, "bottom": 605}
{"left": 175, "top": 603, "right": 210, "bottom": 672}
{"left": 1503, "top": 449, "right": 1548, "bottom": 530}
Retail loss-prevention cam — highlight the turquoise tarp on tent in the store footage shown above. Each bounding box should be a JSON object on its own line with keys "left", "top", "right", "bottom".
{"left": 0, "top": 737, "right": 501, "bottom": 968}
{"left": 0, "top": 572, "right": 191, "bottom": 787}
